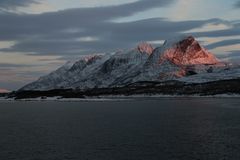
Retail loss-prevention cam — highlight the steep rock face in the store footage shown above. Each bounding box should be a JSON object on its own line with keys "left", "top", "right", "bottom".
{"left": 142, "top": 36, "right": 221, "bottom": 79}
{"left": 160, "top": 36, "right": 219, "bottom": 66}
{"left": 20, "top": 36, "right": 229, "bottom": 91}
{"left": 137, "top": 42, "right": 154, "bottom": 55}
{"left": 148, "top": 36, "right": 219, "bottom": 66}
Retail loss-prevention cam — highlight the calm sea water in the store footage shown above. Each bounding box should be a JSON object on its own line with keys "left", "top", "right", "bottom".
{"left": 0, "top": 98, "right": 240, "bottom": 160}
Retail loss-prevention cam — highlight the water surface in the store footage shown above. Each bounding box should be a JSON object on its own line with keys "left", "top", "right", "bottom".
{"left": 0, "top": 98, "right": 240, "bottom": 160}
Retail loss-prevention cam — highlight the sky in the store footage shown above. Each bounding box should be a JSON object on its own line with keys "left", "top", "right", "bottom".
{"left": 0, "top": 0, "right": 240, "bottom": 90}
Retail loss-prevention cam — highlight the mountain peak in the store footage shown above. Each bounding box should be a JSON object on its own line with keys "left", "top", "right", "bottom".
{"left": 81, "top": 55, "right": 103, "bottom": 62}
{"left": 159, "top": 35, "right": 220, "bottom": 66}
{"left": 164, "top": 35, "right": 194, "bottom": 43}
{"left": 137, "top": 42, "right": 154, "bottom": 55}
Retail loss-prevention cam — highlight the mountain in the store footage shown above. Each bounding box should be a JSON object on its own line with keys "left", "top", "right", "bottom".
{"left": 150, "top": 36, "right": 219, "bottom": 66}
{"left": 20, "top": 35, "right": 239, "bottom": 92}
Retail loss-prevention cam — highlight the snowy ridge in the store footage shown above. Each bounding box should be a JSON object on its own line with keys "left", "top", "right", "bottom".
{"left": 20, "top": 36, "right": 240, "bottom": 91}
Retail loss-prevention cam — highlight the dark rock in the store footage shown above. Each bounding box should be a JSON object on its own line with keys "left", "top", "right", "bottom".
{"left": 11, "top": 79, "right": 240, "bottom": 99}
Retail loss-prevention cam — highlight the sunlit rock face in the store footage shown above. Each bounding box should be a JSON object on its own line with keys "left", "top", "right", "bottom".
{"left": 144, "top": 36, "right": 221, "bottom": 80}
{"left": 137, "top": 42, "right": 154, "bottom": 55}
{"left": 159, "top": 36, "right": 219, "bottom": 66}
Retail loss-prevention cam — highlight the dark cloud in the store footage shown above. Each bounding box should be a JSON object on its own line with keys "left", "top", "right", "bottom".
{"left": 228, "top": 50, "right": 240, "bottom": 56}
{"left": 0, "top": 0, "right": 180, "bottom": 56}
{"left": 1, "top": 0, "right": 223, "bottom": 56}
{"left": 189, "top": 21, "right": 240, "bottom": 49}
{"left": 221, "top": 50, "right": 240, "bottom": 64}
{"left": 234, "top": 1, "right": 240, "bottom": 8}
{"left": 0, "top": 63, "right": 32, "bottom": 68}
{"left": 192, "top": 27, "right": 240, "bottom": 38}
{"left": 217, "top": 50, "right": 240, "bottom": 59}
{"left": 206, "top": 39, "right": 240, "bottom": 50}
{"left": 0, "top": 18, "right": 215, "bottom": 55}
{"left": 0, "top": 0, "right": 176, "bottom": 39}
{"left": 0, "top": 0, "right": 39, "bottom": 11}
{"left": 0, "top": 0, "right": 238, "bottom": 58}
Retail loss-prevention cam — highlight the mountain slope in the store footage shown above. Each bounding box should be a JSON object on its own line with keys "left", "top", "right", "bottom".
{"left": 150, "top": 36, "right": 219, "bottom": 66}
{"left": 21, "top": 36, "right": 236, "bottom": 91}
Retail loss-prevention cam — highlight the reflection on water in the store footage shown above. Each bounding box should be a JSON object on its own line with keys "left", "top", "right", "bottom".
{"left": 0, "top": 98, "right": 240, "bottom": 160}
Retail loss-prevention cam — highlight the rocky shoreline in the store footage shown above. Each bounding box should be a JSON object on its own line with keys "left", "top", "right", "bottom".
{"left": 7, "top": 78, "right": 240, "bottom": 99}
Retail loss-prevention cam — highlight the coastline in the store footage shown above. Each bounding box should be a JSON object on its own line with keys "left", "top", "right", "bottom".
{"left": 1, "top": 94, "right": 240, "bottom": 102}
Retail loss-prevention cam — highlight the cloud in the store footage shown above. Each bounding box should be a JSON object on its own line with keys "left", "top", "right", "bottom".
{"left": 206, "top": 39, "right": 240, "bottom": 50}
{"left": 0, "top": 63, "right": 32, "bottom": 68}
{"left": 228, "top": 50, "right": 240, "bottom": 56}
{"left": 0, "top": 0, "right": 39, "bottom": 11}
{"left": 0, "top": 0, "right": 178, "bottom": 55}
{"left": 0, "top": 59, "right": 65, "bottom": 90}
{"left": 234, "top": 1, "right": 240, "bottom": 8}
{"left": 0, "top": 18, "right": 215, "bottom": 55}
{"left": 0, "top": 1, "right": 238, "bottom": 57}
{"left": 217, "top": 50, "right": 240, "bottom": 64}
{"left": 217, "top": 50, "right": 240, "bottom": 58}
{"left": 1, "top": 0, "right": 223, "bottom": 57}
{"left": 187, "top": 21, "right": 240, "bottom": 50}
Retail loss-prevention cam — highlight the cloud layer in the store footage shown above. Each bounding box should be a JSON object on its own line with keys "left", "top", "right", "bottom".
{"left": 0, "top": 0, "right": 233, "bottom": 57}
{"left": 0, "top": 0, "right": 177, "bottom": 55}
{"left": 235, "top": 1, "right": 240, "bottom": 8}
{"left": 0, "top": 0, "right": 39, "bottom": 11}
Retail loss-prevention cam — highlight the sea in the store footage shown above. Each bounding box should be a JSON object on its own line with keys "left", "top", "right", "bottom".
{"left": 0, "top": 98, "right": 240, "bottom": 160}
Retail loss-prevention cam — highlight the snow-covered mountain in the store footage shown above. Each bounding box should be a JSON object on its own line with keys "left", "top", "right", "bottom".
{"left": 20, "top": 36, "right": 239, "bottom": 91}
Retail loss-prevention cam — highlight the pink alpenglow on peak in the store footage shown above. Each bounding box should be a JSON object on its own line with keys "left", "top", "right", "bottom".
{"left": 82, "top": 55, "right": 103, "bottom": 62}
{"left": 137, "top": 42, "right": 154, "bottom": 55}
{"left": 160, "top": 36, "right": 220, "bottom": 66}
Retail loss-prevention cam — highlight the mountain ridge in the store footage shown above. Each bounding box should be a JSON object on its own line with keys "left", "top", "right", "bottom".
{"left": 20, "top": 35, "right": 238, "bottom": 92}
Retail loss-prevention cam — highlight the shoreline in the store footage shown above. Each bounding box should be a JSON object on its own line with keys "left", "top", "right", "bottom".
{"left": 1, "top": 94, "right": 240, "bottom": 102}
